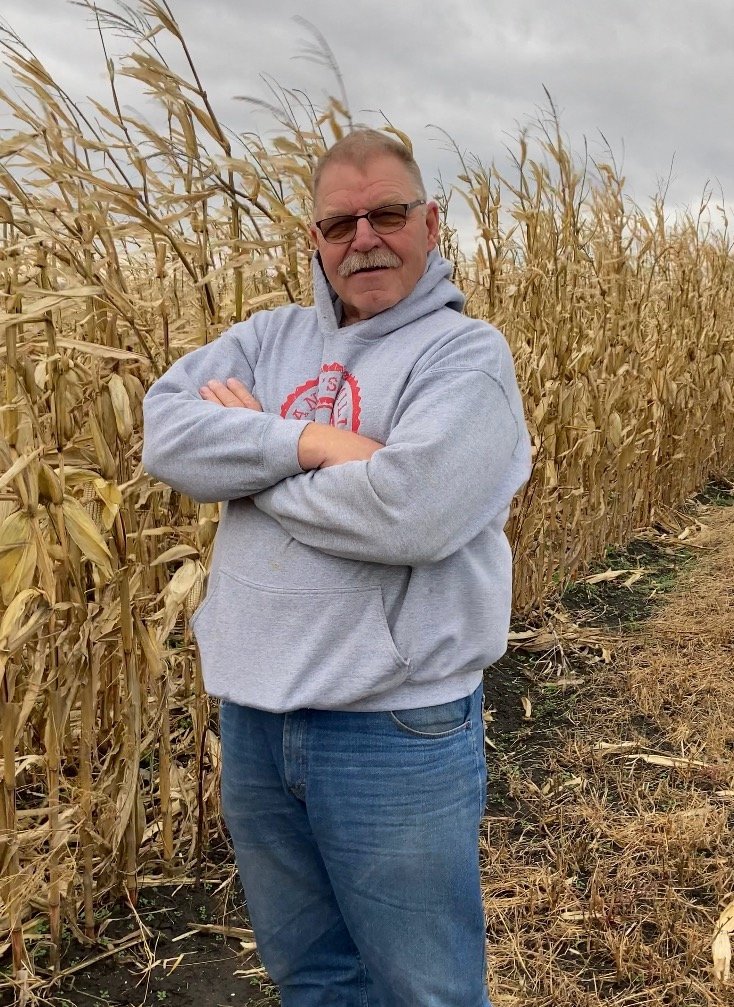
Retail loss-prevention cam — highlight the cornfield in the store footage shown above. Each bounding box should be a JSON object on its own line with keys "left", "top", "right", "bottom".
{"left": 1, "top": 0, "right": 733, "bottom": 998}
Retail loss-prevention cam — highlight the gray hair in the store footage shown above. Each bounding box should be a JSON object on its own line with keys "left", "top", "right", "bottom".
{"left": 312, "top": 129, "right": 427, "bottom": 205}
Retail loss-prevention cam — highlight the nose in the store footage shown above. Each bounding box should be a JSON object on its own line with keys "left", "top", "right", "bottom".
{"left": 349, "top": 215, "right": 383, "bottom": 252}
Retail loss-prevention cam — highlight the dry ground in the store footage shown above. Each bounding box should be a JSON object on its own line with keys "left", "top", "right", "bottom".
{"left": 483, "top": 496, "right": 734, "bottom": 1006}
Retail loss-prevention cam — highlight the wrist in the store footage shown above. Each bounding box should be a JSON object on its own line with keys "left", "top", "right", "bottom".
{"left": 297, "top": 423, "right": 327, "bottom": 470}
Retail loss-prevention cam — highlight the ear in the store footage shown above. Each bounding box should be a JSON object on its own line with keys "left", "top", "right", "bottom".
{"left": 309, "top": 223, "right": 320, "bottom": 248}
{"left": 425, "top": 201, "right": 440, "bottom": 251}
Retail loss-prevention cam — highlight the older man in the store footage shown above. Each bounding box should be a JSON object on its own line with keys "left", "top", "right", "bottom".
{"left": 143, "top": 130, "right": 530, "bottom": 1007}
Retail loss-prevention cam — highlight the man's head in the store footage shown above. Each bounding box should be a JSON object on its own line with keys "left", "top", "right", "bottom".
{"left": 311, "top": 130, "right": 439, "bottom": 325}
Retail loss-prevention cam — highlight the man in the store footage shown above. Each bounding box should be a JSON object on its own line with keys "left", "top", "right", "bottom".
{"left": 143, "top": 129, "right": 530, "bottom": 1006}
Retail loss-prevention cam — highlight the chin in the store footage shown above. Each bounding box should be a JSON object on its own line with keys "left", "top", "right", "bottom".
{"left": 342, "top": 296, "right": 391, "bottom": 323}
{"left": 358, "top": 293, "right": 399, "bottom": 317}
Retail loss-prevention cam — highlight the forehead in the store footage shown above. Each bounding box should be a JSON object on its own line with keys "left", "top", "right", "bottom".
{"left": 314, "top": 155, "right": 416, "bottom": 217}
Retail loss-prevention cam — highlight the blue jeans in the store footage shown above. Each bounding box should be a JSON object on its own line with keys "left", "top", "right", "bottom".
{"left": 219, "top": 684, "right": 491, "bottom": 1006}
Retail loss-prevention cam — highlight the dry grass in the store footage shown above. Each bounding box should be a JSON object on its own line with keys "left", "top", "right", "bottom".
{"left": 621, "top": 514, "right": 734, "bottom": 762}
{"left": 0, "top": 0, "right": 733, "bottom": 997}
{"left": 483, "top": 508, "right": 734, "bottom": 1005}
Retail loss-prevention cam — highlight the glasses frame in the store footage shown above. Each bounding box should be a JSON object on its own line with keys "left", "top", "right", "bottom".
{"left": 314, "top": 199, "right": 427, "bottom": 244}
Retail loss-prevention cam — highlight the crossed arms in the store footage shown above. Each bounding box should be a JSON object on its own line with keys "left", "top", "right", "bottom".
{"left": 142, "top": 323, "right": 523, "bottom": 567}
{"left": 196, "top": 372, "right": 521, "bottom": 567}
{"left": 200, "top": 377, "right": 383, "bottom": 470}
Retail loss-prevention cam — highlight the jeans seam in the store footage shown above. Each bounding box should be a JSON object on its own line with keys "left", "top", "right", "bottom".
{"left": 466, "top": 708, "right": 485, "bottom": 822}
{"left": 356, "top": 952, "right": 370, "bottom": 1007}
{"left": 468, "top": 698, "right": 490, "bottom": 1002}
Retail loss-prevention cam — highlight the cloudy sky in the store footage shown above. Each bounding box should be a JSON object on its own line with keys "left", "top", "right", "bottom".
{"left": 1, "top": 0, "right": 733, "bottom": 240}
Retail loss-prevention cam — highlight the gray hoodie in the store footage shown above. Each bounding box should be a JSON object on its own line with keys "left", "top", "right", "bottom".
{"left": 142, "top": 250, "right": 531, "bottom": 712}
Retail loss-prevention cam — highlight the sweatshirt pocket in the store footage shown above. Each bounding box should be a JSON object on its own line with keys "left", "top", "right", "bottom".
{"left": 190, "top": 569, "right": 410, "bottom": 710}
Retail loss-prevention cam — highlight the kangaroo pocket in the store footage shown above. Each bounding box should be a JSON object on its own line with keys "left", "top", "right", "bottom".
{"left": 190, "top": 569, "right": 411, "bottom": 710}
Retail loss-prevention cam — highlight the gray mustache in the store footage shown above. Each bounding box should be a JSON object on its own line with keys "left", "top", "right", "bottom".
{"left": 338, "top": 250, "right": 402, "bottom": 278}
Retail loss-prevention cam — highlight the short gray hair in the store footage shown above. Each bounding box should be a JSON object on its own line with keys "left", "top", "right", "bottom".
{"left": 312, "top": 129, "right": 427, "bottom": 205}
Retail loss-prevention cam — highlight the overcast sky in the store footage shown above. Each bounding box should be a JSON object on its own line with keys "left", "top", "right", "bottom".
{"left": 2, "top": 0, "right": 733, "bottom": 241}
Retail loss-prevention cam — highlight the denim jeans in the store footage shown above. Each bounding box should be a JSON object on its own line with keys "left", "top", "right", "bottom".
{"left": 219, "top": 683, "right": 491, "bottom": 1007}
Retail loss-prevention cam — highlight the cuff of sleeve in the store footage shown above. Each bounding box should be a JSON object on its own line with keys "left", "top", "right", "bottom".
{"left": 260, "top": 416, "right": 311, "bottom": 481}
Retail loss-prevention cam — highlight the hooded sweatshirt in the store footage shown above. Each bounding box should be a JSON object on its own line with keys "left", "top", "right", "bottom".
{"left": 142, "top": 250, "right": 531, "bottom": 712}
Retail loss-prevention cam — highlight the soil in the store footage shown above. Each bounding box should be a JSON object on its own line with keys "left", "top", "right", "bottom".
{"left": 7, "top": 880, "right": 271, "bottom": 1007}
{"left": 480, "top": 493, "right": 721, "bottom": 818}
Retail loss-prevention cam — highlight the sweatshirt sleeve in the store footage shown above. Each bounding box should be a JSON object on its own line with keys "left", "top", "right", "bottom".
{"left": 253, "top": 366, "right": 531, "bottom": 566}
{"left": 142, "top": 320, "right": 310, "bottom": 503}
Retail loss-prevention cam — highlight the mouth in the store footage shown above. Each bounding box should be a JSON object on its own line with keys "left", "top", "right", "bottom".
{"left": 351, "top": 265, "right": 393, "bottom": 276}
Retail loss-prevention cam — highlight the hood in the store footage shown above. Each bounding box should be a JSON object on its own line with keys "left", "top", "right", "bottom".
{"left": 312, "top": 248, "right": 465, "bottom": 340}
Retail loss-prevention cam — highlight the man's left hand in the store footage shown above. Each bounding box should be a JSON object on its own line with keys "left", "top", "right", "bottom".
{"left": 200, "top": 378, "right": 263, "bottom": 411}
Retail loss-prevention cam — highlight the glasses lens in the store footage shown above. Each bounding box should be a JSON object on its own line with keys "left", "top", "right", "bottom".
{"left": 320, "top": 216, "right": 356, "bottom": 243}
{"left": 369, "top": 205, "right": 408, "bottom": 233}
{"left": 318, "top": 204, "right": 412, "bottom": 242}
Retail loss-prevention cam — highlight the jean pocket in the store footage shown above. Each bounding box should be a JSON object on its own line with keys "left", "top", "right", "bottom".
{"left": 389, "top": 693, "right": 472, "bottom": 738}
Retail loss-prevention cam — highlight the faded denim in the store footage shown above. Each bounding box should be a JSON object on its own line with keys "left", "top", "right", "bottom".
{"left": 219, "top": 684, "right": 492, "bottom": 1006}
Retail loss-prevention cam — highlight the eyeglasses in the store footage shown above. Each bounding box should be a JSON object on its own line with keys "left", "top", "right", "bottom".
{"left": 315, "top": 200, "right": 426, "bottom": 244}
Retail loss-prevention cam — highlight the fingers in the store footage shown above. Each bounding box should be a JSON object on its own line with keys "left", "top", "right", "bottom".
{"left": 199, "top": 379, "right": 263, "bottom": 410}
{"left": 200, "top": 380, "right": 240, "bottom": 406}
{"left": 200, "top": 382, "right": 228, "bottom": 405}
{"left": 225, "top": 378, "right": 263, "bottom": 410}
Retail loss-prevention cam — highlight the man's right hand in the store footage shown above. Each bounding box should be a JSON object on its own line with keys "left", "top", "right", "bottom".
{"left": 298, "top": 423, "right": 383, "bottom": 470}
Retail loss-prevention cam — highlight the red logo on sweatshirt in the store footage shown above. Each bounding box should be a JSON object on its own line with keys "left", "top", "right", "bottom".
{"left": 280, "top": 363, "right": 362, "bottom": 431}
